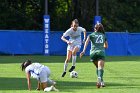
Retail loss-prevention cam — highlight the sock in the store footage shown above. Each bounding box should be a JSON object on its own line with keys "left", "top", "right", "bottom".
{"left": 72, "top": 55, "right": 77, "bottom": 66}
{"left": 101, "top": 69, "right": 104, "bottom": 82}
{"left": 98, "top": 68, "right": 104, "bottom": 82}
{"left": 64, "top": 62, "right": 68, "bottom": 72}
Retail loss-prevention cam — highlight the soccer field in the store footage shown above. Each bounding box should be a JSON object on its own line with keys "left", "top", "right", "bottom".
{"left": 0, "top": 55, "right": 140, "bottom": 93}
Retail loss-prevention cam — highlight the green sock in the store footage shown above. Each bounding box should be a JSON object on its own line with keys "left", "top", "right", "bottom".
{"left": 101, "top": 69, "right": 104, "bottom": 82}
{"left": 98, "top": 69, "right": 104, "bottom": 81}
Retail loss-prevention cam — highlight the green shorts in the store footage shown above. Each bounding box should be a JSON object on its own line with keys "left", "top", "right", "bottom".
{"left": 90, "top": 51, "right": 105, "bottom": 62}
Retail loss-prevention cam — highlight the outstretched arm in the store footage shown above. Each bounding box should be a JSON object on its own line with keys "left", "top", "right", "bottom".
{"left": 80, "top": 36, "right": 90, "bottom": 58}
{"left": 83, "top": 30, "right": 86, "bottom": 44}
{"left": 26, "top": 72, "right": 31, "bottom": 91}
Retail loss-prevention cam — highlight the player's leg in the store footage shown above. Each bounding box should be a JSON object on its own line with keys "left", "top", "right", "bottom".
{"left": 99, "top": 59, "right": 105, "bottom": 87}
{"left": 39, "top": 67, "right": 58, "bottom": 92}
{"left": 97, "top": 59, "right": 105, "bottom": 88}
{"left": 62, "top": 50, "right": 72, "bottom": 77}
{"left": 39, "top": 67, "right": 49, "bottom": 90}
{"left": 92, "top": 60, "right": 101, "bottom": 88}
{"left": 94, "top": 61, "right": 105, "bottom": 87}
{"left": 90, "top": 53, "right": 104, "bottom": 88}
{"left": 90, "top": 53, "right": 99, "bottom": 79}
{"left": 47, "top": 78, "right": 59, "bottom": 91}
{"left": 93, "top": 61, "right": 98, "bottom": 68}
{"left": 93, "top": 61, "right": 98, "bottom": 78}
{"left": 69, "top": 45, "right": 80, "bottom": 72}
{"left": 41, "top": 82, "right": 47, "bottom": 90}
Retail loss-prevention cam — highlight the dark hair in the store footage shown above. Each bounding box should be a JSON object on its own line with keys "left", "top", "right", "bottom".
{"left": 21, "top": 60, "right": 32, "bottom": 71}
{"left": 94, "top": 23, "right": 105, "bottom": 34}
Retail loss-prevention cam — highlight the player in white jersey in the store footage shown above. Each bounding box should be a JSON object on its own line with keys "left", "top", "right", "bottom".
{"left": 21, "top": 60, "right": 59, "bottom": 92}
{"left": 61, "top": 19, "right": 86, "bottom": 77}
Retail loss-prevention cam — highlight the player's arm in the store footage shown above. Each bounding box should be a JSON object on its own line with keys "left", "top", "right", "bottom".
{"left": 26, "top": 72, "right": 31, "bottom": 91}
{"left": 61, "top": 31, "right": 71, "bottom": 44}
{"left": 83, "top": 30, "right": 86, "bottom": 43}
{"left": 104, "top": 41, "right": 108, "bottom": 48}
{"left": 80, "top": 36, "right": 90, "bottom": 58}
{"left": 61, "top": 35, "right": 69, "bottom": 43}
{"left": 36, "top": 81, "right": 41, "bottom": 91}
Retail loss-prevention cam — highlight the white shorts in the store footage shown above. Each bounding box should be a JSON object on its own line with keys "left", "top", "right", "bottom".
{"left": 39, "top": 66, "right": 51, "bottom": 83}
{"left": 67, "top": 44, "right": 81, "bottom": 52}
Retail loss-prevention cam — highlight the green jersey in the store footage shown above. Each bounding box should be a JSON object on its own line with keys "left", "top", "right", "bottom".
{"left": 89, "top": 32, "right": 107, "bottom": 55}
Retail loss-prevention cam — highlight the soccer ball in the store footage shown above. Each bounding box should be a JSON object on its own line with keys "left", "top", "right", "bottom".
{"left": 70, "top": 71, "right": 78, "bottom": 78}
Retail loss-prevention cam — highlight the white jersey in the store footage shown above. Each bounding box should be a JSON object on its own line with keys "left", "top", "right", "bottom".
{"left": 63, "top": 26, "right": 86, "bottom": 45}
{"left": 25, "top": 63, "right": 47, "bottom": 79}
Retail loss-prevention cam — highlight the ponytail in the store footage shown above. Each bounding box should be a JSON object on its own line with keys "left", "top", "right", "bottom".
{"left": 94, "top": 23, "right": 105, "bottom": 34}
{"left": 21, "top": 60, "right": 32, "bottom": 71}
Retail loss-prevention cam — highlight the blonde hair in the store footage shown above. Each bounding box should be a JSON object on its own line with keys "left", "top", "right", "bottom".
{"left": 71, "top": 19, "right": 79, "bottom": 27}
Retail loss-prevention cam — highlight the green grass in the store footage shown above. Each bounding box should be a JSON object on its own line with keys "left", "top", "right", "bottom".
{"left": 0, "top": 55, "right": 140, "bottom": 93}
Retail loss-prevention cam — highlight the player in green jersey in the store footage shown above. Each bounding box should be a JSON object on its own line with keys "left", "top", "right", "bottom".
{"left": 80, "top": 23, "right": 108, "bottom": 88}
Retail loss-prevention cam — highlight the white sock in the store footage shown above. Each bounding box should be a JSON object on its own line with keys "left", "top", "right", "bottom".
{"left": 64, "top": 62, "right": 68, "bottom": 72}
{"left": 72, "top": 55, "right": 77, "bottom": 66}
{"left": 44, "top": 86, "right": 53, "bottom": 92}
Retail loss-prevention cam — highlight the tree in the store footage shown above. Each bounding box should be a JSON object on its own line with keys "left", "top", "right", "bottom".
{"left": 0, "top": 0, "right": 140, "bottom": 32}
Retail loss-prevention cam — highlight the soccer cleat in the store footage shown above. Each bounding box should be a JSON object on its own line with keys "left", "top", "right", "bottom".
{"left": 69, "top": 66, "right": 75, "bottom": 72}
{"left": 96, "top": 82, "right": 101, "bottom": 88}
{"left": 101, "top": 82, "right": 105, "bottom": 87}
{"left": 61, "top": 72, "right": 66, "bottom": 77}
{"left": 44, "top": 86, "right": 53, "bottom": 92}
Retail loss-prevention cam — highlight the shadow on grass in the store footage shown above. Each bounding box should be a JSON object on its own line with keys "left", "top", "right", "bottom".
{"left": 57, "top": 80, "right": 140, "bottom": 92}
{"left": 106, "top": 56, "right": 140, "bottom": 62}
{"left": 0, "top": 77, "right": 37, "bottom": 90}
{"left": 0, "top": 55, "right": 66, "bottom": 64}
{"left": 0, "top": 55, "right": 140, "bottom": 64}
{"left": 0, "top": 77, "right": 140, "bottom": 92}
{"left": 57, "top": 80, "right": 140, "bottom": 89}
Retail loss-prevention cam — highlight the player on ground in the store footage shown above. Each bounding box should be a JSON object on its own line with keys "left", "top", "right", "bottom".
{"left": 80, "top": 23, "right": 108, "bottom": 88}
{"left": 21, "top": 60, "right": 59, "bottom": 92}
{"left": 61, "top": 19, "right": 86, "bottom": 77}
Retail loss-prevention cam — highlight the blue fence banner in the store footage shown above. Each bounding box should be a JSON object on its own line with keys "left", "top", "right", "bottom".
{"left": 44, "top": 15, "right": 50, "bottom": 55}
{"left": 0, "top": 31, "right": 140, "bottom": 56}
{"left": 105, "top": 32, "right": 128, "bottom": 56}
{"left": 128, "top": 33, "right": 140, "bottom": 56}
{"left": 94, "top": 16, "right": 101, "bottom": 25}
{"left": 0, "top": 30, "right": 43, "bottom": 54}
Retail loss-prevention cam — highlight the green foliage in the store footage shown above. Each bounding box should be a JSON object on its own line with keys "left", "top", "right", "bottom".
{"left": 100, "top": 0, "right": 140, "bottom": 32}
{"left": 0, "top": 0, "right": 43, "bottom": 30}
{"left": 0, "top": 0, "right": 140, "bottom": 32}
